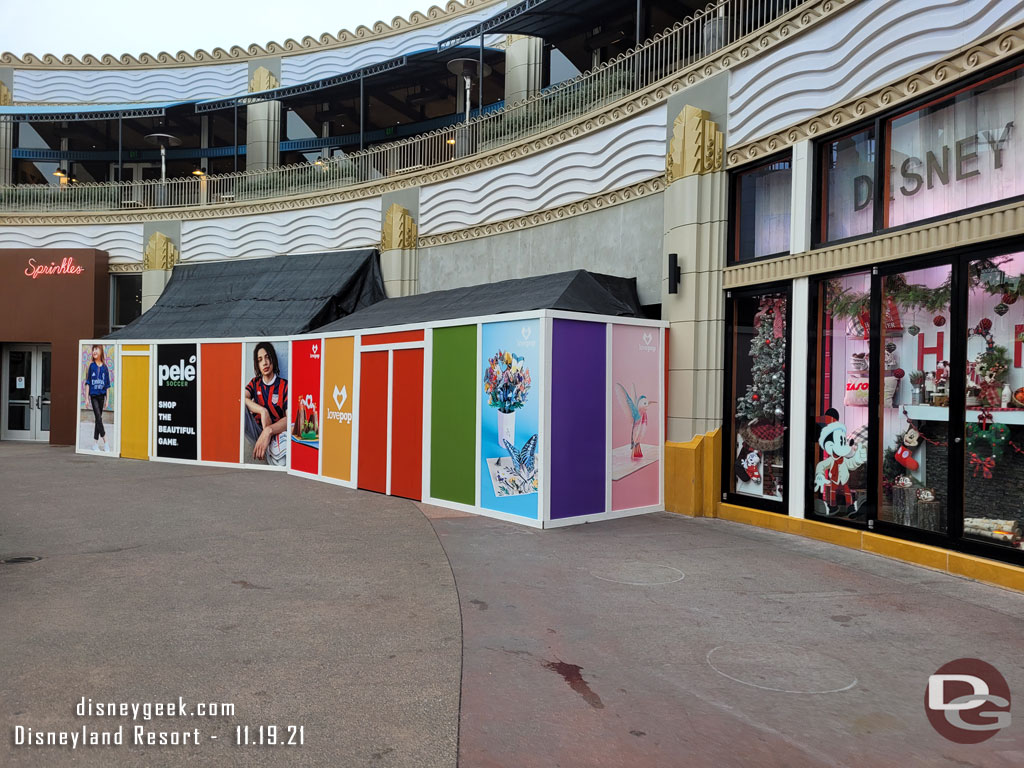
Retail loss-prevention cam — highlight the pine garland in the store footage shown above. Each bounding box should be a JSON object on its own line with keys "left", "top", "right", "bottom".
{"left": 826, "top": 257, "right": 1023, "bottom": 319}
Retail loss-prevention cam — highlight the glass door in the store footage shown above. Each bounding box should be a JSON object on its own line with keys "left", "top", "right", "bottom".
{"left": 38, "top": 347, "right": 51, "bottom": 441}
{"left": 961, "top": 253, "right": 1024, "bottom": 551}
{"left": 3, "top": 346, "right": 35, "bottom": 439}
{"left": 876, "top": 263, "right": 955, "bottom": 534}
{"left": 1, "top": 345, "right": 51, "bottom": 441}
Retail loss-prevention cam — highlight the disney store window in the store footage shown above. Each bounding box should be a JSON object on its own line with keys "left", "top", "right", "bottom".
{"left": 727, "top": 290, "right": 789, "bottom": 504}
{"left": 813, "top": 271, "right": 874, "bottom": 521}
{"left": 876, "top": 265, "right": 952, "bottom": 534}
{"left": 962, "top": 252, "right": 1024, "bottom": 551}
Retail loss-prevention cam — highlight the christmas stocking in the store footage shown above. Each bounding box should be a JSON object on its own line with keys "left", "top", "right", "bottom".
{"left": 894, "top": 444, "right": 919, "bottom": 472}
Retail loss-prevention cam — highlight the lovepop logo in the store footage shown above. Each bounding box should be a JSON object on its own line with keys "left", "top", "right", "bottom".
{"left": 925, "top": 659, "right": 1011, "bottom": 743}
{"left": 639, "top": 331, "right": 657, "bottom": 352}
{"left": 326, "top": 384, "right": 352, "bottom": 424}
{"left": 158, "top": 355, "right": 197, "bottom": 387}
{"left": 517, "top": 325, "right": 537, "bottom": 349}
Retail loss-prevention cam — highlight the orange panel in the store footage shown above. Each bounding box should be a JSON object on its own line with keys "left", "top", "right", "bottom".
{"left": 322, "top": 336, "right": 355, "bottom": 482}
{"left": 357, "top": 351, "right": 389, "bottom": 493}
{"left": 201, "top": 343, "right": 242, "bottom": 463}
{"left": 361, "top": 330, "right": 424, "bottom": 346}
{"left": 389, "top": 348, "right": 424, "bottom": 501}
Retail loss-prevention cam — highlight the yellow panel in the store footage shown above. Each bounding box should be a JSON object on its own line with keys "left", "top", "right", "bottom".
{"left": 122, "top": 344, "right": 149, "bottom": 352}
{"left": 862, "top": 533, "right": 948, "bottom": 571}
{"left": 121, "top": 355, "right": 150, "bottom": 460}
{"left": 948, "top": 553, "right": 1024, "bottom": 593}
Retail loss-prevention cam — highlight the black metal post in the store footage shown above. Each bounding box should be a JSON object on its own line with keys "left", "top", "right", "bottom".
{"left": 233, "top": 106, "right": 238, "bottom": 172}
{"left": 635, "top": 0, "right": 643, "bottom": 46}
{"left": 359, "top": 74, "right": 365, "bottom": 151}
{"left": 478, "top": 33, "right": 484, "bottom": 117}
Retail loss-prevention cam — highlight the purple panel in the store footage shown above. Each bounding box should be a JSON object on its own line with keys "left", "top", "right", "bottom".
{"left": 550, "top": 319, "right": 606, "bottom": 519}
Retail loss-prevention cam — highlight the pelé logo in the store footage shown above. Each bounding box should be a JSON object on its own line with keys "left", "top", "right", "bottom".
{"left": 925, "top": 659, "right": 1011, "bottom": 743}
{"left": 159, "top": 355, "right": 197, "bottom": 387}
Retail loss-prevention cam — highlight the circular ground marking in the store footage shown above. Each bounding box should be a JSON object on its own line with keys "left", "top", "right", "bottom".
{"left": 706, "top": 644, "right": 858, "bottom": 694}
{"left": 589, "top": 562, "right": 684, "bottom": 585}
{"left": 1, "top": 556, "right": 41, "bottom": 565}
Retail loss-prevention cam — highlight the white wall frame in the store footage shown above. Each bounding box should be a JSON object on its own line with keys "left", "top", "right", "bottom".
{"left": 787, "top": 278, "right": 810, "bottom": 519}
{"left": 96, "top": 309, "right": 668, "bottom": 528}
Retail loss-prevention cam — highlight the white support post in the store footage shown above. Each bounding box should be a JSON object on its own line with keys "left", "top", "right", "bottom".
{"left": 787, "top": 277, "right": 810, "bottom": 519}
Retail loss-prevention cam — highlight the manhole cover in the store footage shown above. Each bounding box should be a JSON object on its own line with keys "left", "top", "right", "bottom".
{"left": 589, "top": 562, "right": 684, "bottom": 585}
{"left": 706, "top": 644, "right": 857, "bottom": 694}
{"left": 1, "top": 556, "right": 41, "bottom": 565}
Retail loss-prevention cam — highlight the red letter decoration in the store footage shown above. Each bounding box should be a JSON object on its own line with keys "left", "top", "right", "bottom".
{"left": 918, "top": 331, "right": 945, "bottom": 371}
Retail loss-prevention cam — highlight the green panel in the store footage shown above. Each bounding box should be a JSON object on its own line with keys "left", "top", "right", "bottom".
{"left": 430, "top": 325, "right": 478, "bottom": 505}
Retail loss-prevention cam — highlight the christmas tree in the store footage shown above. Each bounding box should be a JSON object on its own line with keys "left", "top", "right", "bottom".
{"left": 736, "top": 297, "right": 787, "bottom": 425}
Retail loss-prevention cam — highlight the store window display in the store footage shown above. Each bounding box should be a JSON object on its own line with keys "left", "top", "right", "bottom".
{"left": 813, "top": 271, "right": 874, "bottom": 521}
{"left": 728, "top": 291, "right": 789, "bottom": 502}
{"left": 877, "top": 265, "right": 952, "bottom": 534}
{"left": 962, "top": 252, "right": 1024, "bottom": 550}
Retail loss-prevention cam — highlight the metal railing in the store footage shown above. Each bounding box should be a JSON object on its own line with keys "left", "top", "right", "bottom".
{"left": 0, "top": 0, "right": 807, "bottom": 214}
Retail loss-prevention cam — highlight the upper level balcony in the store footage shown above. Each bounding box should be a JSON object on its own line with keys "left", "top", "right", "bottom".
{"left": 0, "top": 0, "right": 809, "bottom": 215}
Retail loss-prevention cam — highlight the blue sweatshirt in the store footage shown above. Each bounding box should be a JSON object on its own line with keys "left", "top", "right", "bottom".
{"left": 88, "top": 362, "right": 110, "bottom": 396}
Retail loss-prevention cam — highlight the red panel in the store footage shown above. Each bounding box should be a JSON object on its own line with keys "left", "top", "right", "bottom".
{"left": 200, "top": 343, "right": 242, "bottom": 463}
{"left": 361, "top": 330, "right": 424, "bottom": 346}
{"left": 389, "top": 348, "right": 424, "bottom": 501}
{"left": 357, "top": 351, "right": 389, "bottom": 493}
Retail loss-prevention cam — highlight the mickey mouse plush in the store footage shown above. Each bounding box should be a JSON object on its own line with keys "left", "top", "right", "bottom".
{"left": 814, "top": 409, "right": 868, "bottom": 516}
{"left": 894, "top": 425, "right": 921, "bottom": 472}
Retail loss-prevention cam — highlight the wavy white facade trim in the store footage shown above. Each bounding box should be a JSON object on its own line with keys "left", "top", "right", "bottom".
{"left": 728, "top": 0, "right": 1024, "bottom": 146}
{"left": 281, "top": 12, "right": 499, "bottom": 85}
{"left": 179, "top": 200, "right": 381, "bottom": 261}
{"left": 418, "top": 107, "right": 668, "bottom": 235}
{"left": 11, "top": 6, "right": 497, "bottom": 102}
{"left": 12, "top": 64, "right": 248, "bottom": 104}
{"left": 0, "top": 224, "right": 143, "bottom": 262}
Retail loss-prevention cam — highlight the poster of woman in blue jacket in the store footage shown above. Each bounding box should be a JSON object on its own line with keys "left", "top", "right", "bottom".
{"left": 78, "top": 343, "right": 117, "bottom": 455}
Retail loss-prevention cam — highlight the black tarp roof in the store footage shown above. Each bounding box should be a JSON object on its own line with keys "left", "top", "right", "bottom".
{"left": 316, "top": 270, "right": 643, "bottom": 332}
{"left": 108, "top": 249, "right": 386, "bottom": 340}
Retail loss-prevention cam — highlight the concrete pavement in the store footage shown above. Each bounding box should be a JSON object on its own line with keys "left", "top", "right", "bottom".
{"left": 1, "top": 443, "right": 460, "bottom": 767}
{"left": 3, "top": 443, "right": 1024, "bottom": 767}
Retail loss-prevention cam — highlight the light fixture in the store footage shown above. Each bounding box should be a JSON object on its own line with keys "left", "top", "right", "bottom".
{"left": 52, "top": 169, "right": 66, "bottom": 178}
{"left": 668, "top": 253, "right": 681, "bottom": 294}
{"left": 144, "top": 133, "right": 182, "bottom": 184}
{"left": 446, "top": 138, "right": 456, "bottom": 145}
{"left": 191, "top": 164, "right": 206, "bottom": 176}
